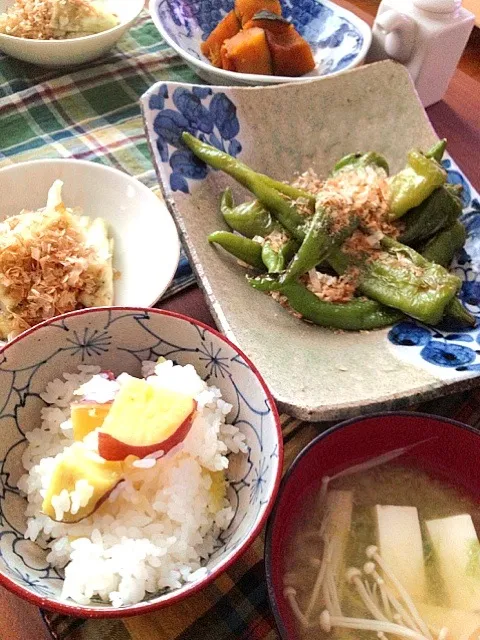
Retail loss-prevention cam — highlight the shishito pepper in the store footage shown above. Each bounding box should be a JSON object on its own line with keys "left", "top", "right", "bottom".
{"left": 208, "top": 230, "right": 264, "bottom": 270}
{"left": 418, "top": 220, "right": 474, "bottom": 327}
{"left": 332, "top": 151, "right": 390, "bottom": 176}
{"left": 399, "top": 183, "right": 463, "bottom": 246}
{"left": 445, "top": 297, "right": 476, "bottom": 327}
{"left": 183, "top": 132, "right": 313, "bottom": 237}
{"left": 183, "top": 133, "right": 314, "bottom": 207}
{"left": 426, "top": 139, "right": 447, "bottom": 163}
{"left": 389, "top": 150, "right": 446, "bottom": 219}
{"left": 421, "top": 220, "right": 467, "bottom": 268}
{"left": 261, "top": 235, "right": 298, "bottom": 272}
{"left": 281, "top": 203, "right": 358, "bottom": 283}
{"left": 328, "top": 237, "right": 461, "bottom": 325}
{"left": 219, "top": 188, "right": 299, "bottom": 272}
{"left": 220, "top": 188, "right": 276, "bottom": 238}
{"left": 247, "top": 276, "right": 403, "bottom": 330}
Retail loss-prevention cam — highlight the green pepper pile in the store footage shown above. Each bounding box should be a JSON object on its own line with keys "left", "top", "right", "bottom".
{"left": 183, "top": 132, "right": 473, "bottom": 331}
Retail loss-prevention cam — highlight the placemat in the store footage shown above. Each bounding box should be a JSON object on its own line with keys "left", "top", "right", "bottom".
{"left": 0, "top": 10, "right": 197, "bottom": 300}
{"left": 2, "top": 10, "right": 479, "bottom": 640}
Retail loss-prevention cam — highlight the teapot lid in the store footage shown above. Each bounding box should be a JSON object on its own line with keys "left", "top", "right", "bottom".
{"left": 413, "top": 0, "right": 462, "bottom": 13}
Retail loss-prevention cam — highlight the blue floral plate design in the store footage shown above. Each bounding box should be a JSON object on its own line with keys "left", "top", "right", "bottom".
{"left": 149, "top": 0, "right": 372, "bottom": 86}
{"left": 142, "top": 63, "right": 480, "bottom": 421}
{"left": 146, "top": 83, "right": 241, "bottom": 194}
{"left": 0, "top": 308, "right": 282, "bottom": 616}
{"left": 387, "top": 159, "right": 480, "bottom": 379}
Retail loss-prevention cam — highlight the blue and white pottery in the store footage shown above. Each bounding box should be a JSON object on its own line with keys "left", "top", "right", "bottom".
{"left": 141, "top": 60, "right": 480, "bottom": 421}
{"left": 149, "top": 0, "right": 372, "bottom": 85}
{"left": 0, "top": 308, "right": 282, "bottom": 616}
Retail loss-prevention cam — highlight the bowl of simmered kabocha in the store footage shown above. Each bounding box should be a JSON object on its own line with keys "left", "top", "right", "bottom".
{"left": 149, "top": 0, "right": 372, "bottom": 85}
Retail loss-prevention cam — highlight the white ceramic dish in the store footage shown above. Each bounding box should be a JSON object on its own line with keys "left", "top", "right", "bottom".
{"left": 149, "top": 0, "right": 372, "bottom": 86}
{"left": 0, "top": 307, "right": 282, "bottom": 617}
{"left": 0, "top": 159, "right": 180, "bottom": 316}
{"left": 141, "top": 60, "right": 480, "bottom": 422}
{"left": 0, "top": 0, "right": 143, "bottom": 67}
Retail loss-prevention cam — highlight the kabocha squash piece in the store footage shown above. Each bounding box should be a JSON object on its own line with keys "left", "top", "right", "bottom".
{"left": 201, "top": 10, "right": 241, "bottom": 67}
{"left": 220, "top": 27, "right": 273, "bottom": 75}
{"left": 243, "top": 10, "right": 292, "bottom": 36}
{"left": 244, "top": 11, "right": 315, "bottom": 76}
{"left": 234, "top": 0, "right": 281, "bottom": 25}
{"left": 265, "top": 23, "right": 315, "bottom": 76}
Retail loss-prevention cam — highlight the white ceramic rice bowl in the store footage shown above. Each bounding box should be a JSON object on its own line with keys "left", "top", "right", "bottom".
{"left": 0, "top": 307, "right": 282, "bottom": 617}
{"left": 0, "top": 0, "right": 143, "bottom": 67}
{"left": 0, "top": 159, "right": 180, "bottom": 315}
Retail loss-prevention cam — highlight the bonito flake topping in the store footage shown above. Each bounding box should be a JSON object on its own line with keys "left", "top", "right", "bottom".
{"left": 0, "top": 0, "right": 119, "bottom": 40}
{"left": 0, "top": 180, "right": 114, "bottom": 340}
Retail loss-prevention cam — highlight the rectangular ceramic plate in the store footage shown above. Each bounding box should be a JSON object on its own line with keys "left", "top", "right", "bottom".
{"left": 141, "top": 61, "right": 480, "bottom": 421}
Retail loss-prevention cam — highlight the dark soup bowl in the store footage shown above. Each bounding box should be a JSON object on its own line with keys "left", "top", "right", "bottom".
{"left": 265, "top": 412, "right": 480, "bottom": 640}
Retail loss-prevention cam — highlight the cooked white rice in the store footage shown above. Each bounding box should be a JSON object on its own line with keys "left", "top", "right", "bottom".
{"left": 18, "top": 360, "right": 247, "bottom": 607}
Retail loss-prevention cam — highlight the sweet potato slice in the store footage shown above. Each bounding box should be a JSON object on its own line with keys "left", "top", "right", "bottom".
{"left": 234, "top": 0, "right": 282, "bottom": 26}
{"left": 265, "top": 25, "right": 315, "bottom": 76}
{"left": 201, "top": 10, "right": 241, "bottom": 67}
{"left": 220, "top": 27, "right": 273, "bottom": 75}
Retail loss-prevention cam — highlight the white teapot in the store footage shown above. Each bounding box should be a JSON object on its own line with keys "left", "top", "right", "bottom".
{"left": 367, "top": 0, "right": 475, "bottom": 107}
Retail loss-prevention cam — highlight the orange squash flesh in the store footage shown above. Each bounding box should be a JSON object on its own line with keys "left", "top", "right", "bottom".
{"left": 201, "top": 10, "right": 241, "bottom": 67}
{"left": 234, "top": 0, "right": 282, "bottom": 26}
{"left": 265, "top": 26, "right": 316, "bottom": 76}
{"left": 243, "top": 15, "right": 292, "bottom": 37}
{"left": 220, "top": 27, "right": 273, "bottom": 75}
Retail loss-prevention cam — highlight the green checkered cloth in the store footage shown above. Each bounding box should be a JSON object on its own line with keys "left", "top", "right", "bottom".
{"left": 0, "top": 11, "right": 197, "bottom": 298}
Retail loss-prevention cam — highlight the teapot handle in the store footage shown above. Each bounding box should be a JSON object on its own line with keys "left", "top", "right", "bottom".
{"left": 374, "top": 9, "right": 417, "bottom": 64}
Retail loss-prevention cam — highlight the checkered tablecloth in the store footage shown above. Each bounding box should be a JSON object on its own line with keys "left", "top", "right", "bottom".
{"left": 0, "top": 11, "right": 197, "bottom": 300}
{"left": 1, "top": 10, "right": 479, "bottom": 640}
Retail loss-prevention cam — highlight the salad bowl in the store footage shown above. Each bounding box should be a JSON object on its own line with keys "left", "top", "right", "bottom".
{"left": 141, "top": 60, "right": 480, "bottom": 421}
{"left": 149, "top": 0, "right": 372, "bottom": 85}
{"left": 0, "top": 159, "right": 180, "bottom": 317}
{"left": 0, "top": 0, "right": 143, "bottom": 67}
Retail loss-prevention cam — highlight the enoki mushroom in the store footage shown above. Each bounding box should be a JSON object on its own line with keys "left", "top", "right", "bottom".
{"left": 282, "top": 442, "right": 450, "bottom": 638}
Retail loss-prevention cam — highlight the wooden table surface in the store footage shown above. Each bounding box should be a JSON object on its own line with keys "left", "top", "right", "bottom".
{"left": 1, "top": 2, "right": 479, "bottom": 639}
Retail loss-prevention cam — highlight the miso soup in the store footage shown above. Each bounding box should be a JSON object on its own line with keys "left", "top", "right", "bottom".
{"left": 284, "top": 464, "right": 480, "bottom": 640}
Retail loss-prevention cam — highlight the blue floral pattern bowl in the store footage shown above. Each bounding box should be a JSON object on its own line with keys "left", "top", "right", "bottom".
{"left": 0, "top": 308, "right": 282, "bottom": 617}
{"left": 149, "top": 0, "right": 372, "bottom": 85}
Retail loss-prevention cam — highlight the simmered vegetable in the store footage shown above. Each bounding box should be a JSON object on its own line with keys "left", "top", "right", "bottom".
{"left": 246, "top": 12, "right": 315, "bottom": 76}
{"left": 221, "top": 26, "right": 273, "bottom": 74}
{"left": 200, "top": 10, "right": 241, "bottom": 68}
{"left": 234, "top": 0, "right": 282, "bottom": 25}
{"left": 249, "top": 278, "right": 404, "bottom": 330}
{"left": 201, "top": 1, "right": 315, "bottom": 77}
